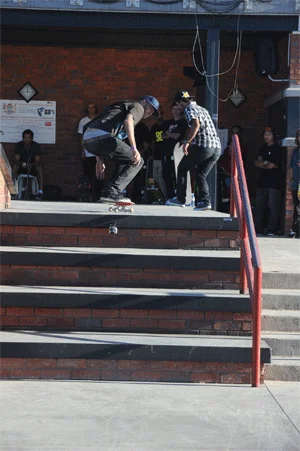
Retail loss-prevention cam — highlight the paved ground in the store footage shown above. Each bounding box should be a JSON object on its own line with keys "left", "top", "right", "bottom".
{"left": 0, "top": 380, "right": 299, "bottom": 451}
{"left": 257, "top": 237, "right": 300, "bottom": 275}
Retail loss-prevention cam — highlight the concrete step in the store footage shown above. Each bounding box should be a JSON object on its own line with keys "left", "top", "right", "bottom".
{"left": 264, "top": 357, "right": 300, "bottom": 381}
{"left": 0, "top": 246, "right": 240, "bottom": 289}
{"left": 262, "top": 273, "right": 300, "bottom": 290}
{"left": 261, "top": 332, "right": 300, "bottom": 357}
{"left": 0, "top": 203, "right": 239, "bottom": 249}
{"left": 262, "top": 289, "right": 300, "bottom": 310}
{"left": 262, "top": 310, "right": 300, "bottom": 333}
{"left": 0, "top": 330, "right": 271, "bottom": 384}
{"left": 0, "top": 286, "right": 252, "bottom": 335}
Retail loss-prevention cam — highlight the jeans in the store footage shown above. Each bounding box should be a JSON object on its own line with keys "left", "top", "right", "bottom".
{"left": 255, "top": 187, "right": 280, "bottom": 234}
{"left": 153, "top": 159, "right": 168, "bottom": 200}
{"left": 176, "top": 145, "right": 221, "bottom": 205}
{"left": 162, "top": 155, "right": 176, "bottom": 199}
{"left": 292, "top": 190, "right": 300, "bottom": 235}
{"left": 84, "top": 136, "right": 144, "bottom": 196}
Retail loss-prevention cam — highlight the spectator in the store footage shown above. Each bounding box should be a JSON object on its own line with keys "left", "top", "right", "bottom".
{"left": 150, "top": 107, "right": 169, "bottom": 201}
{"left": 82, "top": 95, "right": 160, "bottom": 203}
{"left": 78, "top": 102, "right": 103, "bottom": 201}
{"left": 13, "top": 129, "right": 44, "bottom": 200}
{"left": 288, "top": 130, "right": 300, "bottom": 238}
{"left": 166, "top": 91, "right": 221, "bottom": 210}
{"left": 128, "top": 122, "right": 151, "bottom": 203}
{"left": 217, "top": 138, "right": 233, "bottom": 212}
{"left": 161, "top": 103, "right": 188, "bottom": 199}
{"left": 254, "top": 126, "right": 282, "bottom": 236}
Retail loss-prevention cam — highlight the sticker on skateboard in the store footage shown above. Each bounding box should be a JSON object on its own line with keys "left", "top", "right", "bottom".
{"left": 108, "top": 202, "right": 135, "bottom": 213}
{"left": 173, "top": 142, "right": 192, "bottom": 206}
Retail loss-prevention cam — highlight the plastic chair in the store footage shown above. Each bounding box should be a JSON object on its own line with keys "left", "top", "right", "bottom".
{"left": 17, "top": 174, "right": 39, "bottom": 199}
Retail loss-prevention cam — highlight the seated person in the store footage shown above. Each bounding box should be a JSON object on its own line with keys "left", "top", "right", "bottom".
{"left": 13, "top": 129, "right": 44, "bottom": 200}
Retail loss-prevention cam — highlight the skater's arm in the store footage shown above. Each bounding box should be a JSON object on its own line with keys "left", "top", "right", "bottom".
{"left": 95, "top": 156, "right": 105, "bottom": 180}
{"left": 181, "top": 119, "right": 200, "bottom": 154}
{"left": 124, "top": 113, "right": 141, "bottom": 164}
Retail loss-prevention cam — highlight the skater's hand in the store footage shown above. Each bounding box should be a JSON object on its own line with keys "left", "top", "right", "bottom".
{"left": 132, "top": 149, "right": 141, "bottom": 165}
{"left": 183, "top": 142, "right": 190, "bottom": 155}
{"left": 96, "top": 157, "right": 105, "bottom": 179}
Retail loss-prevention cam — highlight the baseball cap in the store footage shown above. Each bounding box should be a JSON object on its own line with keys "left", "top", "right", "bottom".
{"left": 173, "top": 91, "right": 195, "bottom": 103}
{"left": 140, "top": 95, "right": 160, "bottom": 117}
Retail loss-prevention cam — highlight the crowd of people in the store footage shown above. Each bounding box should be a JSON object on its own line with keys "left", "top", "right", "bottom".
{"left": 12, "top": 92, "right": 299, "bottom": 238}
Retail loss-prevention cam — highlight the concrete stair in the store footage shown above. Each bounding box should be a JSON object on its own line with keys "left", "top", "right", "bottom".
{"left": 262, "top": 286, "right": 300, "bottom": 381}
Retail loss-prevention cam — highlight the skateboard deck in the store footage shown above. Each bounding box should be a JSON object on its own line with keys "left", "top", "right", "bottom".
{"left": 173, "top": 142, "right": 192, "bottom": 205}
{"left": 108, "top": 201, "right": 135, "bottom": 213}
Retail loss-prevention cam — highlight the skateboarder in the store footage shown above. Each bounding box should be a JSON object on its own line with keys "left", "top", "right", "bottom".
{"left": 83, "top": 96, "right": 160, "bottom": 203}
{"left": 166, "top": 91, "right": 221, "bottom": 210}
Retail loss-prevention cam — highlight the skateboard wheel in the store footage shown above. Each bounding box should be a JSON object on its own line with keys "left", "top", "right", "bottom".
{"left": 130, "top": 208, "right": 134, "bottom": 214}
{"left": 109, "top": 207, "right": 113, "bottom": 212}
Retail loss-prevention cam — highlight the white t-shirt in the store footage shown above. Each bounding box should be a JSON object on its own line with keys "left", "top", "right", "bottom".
{"left": 78, "top": 116, "right": 95, "bottom": 157}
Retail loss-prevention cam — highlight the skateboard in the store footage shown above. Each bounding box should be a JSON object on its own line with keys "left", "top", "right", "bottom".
{"left": 173, "top": 142, "right": 192, "bottom": 205}
{"left": 108, "top": 202, "right": 135, "bottom": 213}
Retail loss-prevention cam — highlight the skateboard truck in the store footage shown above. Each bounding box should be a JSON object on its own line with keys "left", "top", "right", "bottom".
{"left": 109, "top": 223, "right": 118, "bottom": 235}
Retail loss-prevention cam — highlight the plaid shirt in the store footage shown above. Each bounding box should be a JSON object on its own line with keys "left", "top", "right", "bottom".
{"left": 185, "top": 102, "right": 221, "bottom": 149}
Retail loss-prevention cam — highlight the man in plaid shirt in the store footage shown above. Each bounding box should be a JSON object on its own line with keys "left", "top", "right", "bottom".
{"left": 166, "top": 91, "right": 221, "bottom": 210}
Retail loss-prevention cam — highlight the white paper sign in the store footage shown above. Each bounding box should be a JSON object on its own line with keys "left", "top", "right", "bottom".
{"left": 0, "top": 100, "right": 56, "bottom": 144}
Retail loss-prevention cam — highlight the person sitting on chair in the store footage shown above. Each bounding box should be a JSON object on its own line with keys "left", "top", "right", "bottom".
{"left": 13, "top": 129, "right": 44, "bottom": 200}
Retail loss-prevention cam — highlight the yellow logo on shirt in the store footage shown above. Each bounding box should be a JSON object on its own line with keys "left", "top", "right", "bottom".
{"left": 155, "top": 131, "right": 163, "bottom": 142}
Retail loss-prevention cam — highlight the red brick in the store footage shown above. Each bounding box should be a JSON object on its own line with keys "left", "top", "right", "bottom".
{"left": 102, "top": 318, "right": 130, "bottom": 328}
{"left": 177, "top": 311, "right": 204, "bottom": 320}
{"left": 26, "top": 235, "right": 54, "bottom": 245}
{"left": 203, "top": 239, "right": 224, "bottom": 248}
{"left": 0, "top": 369, "right": 10, "bottom": 379}
{"left": 92, "top": 309, "right": 119, "bottom": 318}
{"left": 214, "top": 321, "right": 241, "bottom": 331}
{"left": 130, "top": 319, "right": 159, "bottom": 329}
{"left": 166, "top": 230, "right": 190, "bottom": 237}
{"left": 1, "top": 358, "right": 26, "bottom": 369}
{"left": 40, "top": 369, "right": 71, "bottom": 379}
{"left": 14, "top": 226, "right": 39, "bottom": 234}
{"left": 53, "top": 270, "right": 79, "bottom": 280}
{"left": 39, "top": 226, "right": 65, "bottom": 235}
{"left": 27, "top": 359, "right": 57, "bottom": 369}
{"left": 191, "top": 230, "right": 216, "bottom": 238}
{"left": 146, "top": 361, "right": 177, "bottom": 370}
{"left": 221, "top": 373, "right": 250, "bottom": 384}
{"left": 47, "top": 318, "right": 75, "bottom": 328}
{"left": 216, "top": 231, "right": 238, "bottom": 238}
{"left": 19, "top": 317, "right": 47, "bottom": 327}
{"left": 0, "top": 316, "right": 19, "bottom": 326}
{"left": 158, "top": 319, "right": 185, "bottom": 329}
{"left": 0, "top": 307, "right": 6, "bottom": 315}
{"left": 35, "top": 308, "right": 63, "bottom": 317}
{"left": 206, "top": 312, "right": 233, "bottom": 320}
{"left": 233, "top": 313, "right": 252, "bottom": 321}
{"left": 63, "top": 308, "right": 91, "bottom": 318}
{"left": 101, "top": 369, "right": 131, "bottom": 380}
{"left": 242, "top": 322, "right": 252, "bottom": 331}
{"left": 78, "top": 236, "right": 103, "bottom": 246}
{"left": 120, "top": 309, "right": 148, "bottom": 318}
{"left": 131, "top": 371, "right": 161, "bottom": 381}
{"left": 190, "top": 373, "right": 221, "bottom": 383}
{"left": 141, "top": 229, "right": 166, "bottom": 237}
{"left": 148, "top": 310, "right": 177, "bottom": 319}
{"left": 0, "top": 225, "right": 14, "bottom": 233}
{"left": 57, "top": 359, "right": 86, "bottom": 369}
{"left": 177, "top": 238, "right": 204, "bottom": 248}
{"left": 117, "top": 360, "right": 147, "bottom": 369}
{"left": 6, "top": 307, "right": 34, "bottom": 316}
{"left": 87, "top": 360, "right": 116, "bottom": 369}
{"left": 72, "top": 369, "right": 100, "bottom": 379}
{"left": 90, "top": 228, "right": 109, "bottom": 237}
{"left": 10, "top": 369, "right": 41, "bottom": 379}
{"left": 65, "top": 227, "right": 90, "bottom": 236}
{"left": 175, "top": 361, "right": 205, "bottom": 371}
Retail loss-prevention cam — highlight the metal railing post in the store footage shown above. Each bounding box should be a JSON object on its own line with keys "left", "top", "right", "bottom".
{"left": 252, "top": 267, "right": 262, "bottom": 387}
{"left": 230, "top": 150, "right": 237, "bottom": 218}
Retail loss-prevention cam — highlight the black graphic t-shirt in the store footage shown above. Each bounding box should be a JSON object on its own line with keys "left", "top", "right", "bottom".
{"left": 256, "top": 143, "right": 282, "bottom": 189}
{"left": 151, "top": 119, "right": 187, "bottom": 160}
{"left": 14, "top": 141, "right": 41, "bottom": 163}
{"left": 83, "top": 101, "right": 144, "bottom": 139}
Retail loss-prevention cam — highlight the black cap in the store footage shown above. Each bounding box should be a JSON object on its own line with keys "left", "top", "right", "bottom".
{"left": 173, "top": 91, "right": 195, "bottom": 103}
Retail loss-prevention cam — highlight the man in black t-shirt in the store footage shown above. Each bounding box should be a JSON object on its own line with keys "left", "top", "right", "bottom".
{"left": 150, "top": 108, "right": 169, "bottom": 201}
{"left": 161, "top": 103, "right": 188, "bottom": 199}
{"left": 83, "top": 96, "right": 160, "bottom": 203}
{"left": 13, "top": 129, "right": 44, "bottom": 200}
{"left": 254, "top": 126, "right": 282, "bottom": 236}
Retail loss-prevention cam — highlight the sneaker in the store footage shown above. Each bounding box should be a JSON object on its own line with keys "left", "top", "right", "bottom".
{"left": 165, "top": 197, "right": 185, "bottom": 207}
{"left": 267, "top": 233, "right": 275, "bottom": 237}
{"left": 99, "top": 195, "right": 132, "bottom": 204}
{"left": 35, "top": 192, "right": 43, "bottom": 201}
{"left": 287, "top": 230, "right": 296, "bottom": 238}
{"left": 195, "top": 201, "right": 211, "bottom": 211}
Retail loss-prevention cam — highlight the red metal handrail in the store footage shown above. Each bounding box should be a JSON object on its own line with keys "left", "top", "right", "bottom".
{"left": 230, "top": 134, "right": 262, "bottom": 387}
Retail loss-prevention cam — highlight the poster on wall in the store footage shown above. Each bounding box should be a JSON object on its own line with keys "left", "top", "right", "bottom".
{"left": 0, "top": 100, "right": 56, "bottom": 144}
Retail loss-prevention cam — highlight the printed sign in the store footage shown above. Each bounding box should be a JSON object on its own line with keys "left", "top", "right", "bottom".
{"left": 0, "top": 100, "right": 56, "bottom": 144}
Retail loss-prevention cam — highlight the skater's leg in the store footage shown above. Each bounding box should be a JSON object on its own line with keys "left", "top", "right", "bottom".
{"left": 196, "top": 149, "right": 220, "bottom": 206}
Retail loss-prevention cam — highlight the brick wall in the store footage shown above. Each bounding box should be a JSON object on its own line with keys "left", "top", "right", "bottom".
{"left": 1, "top": 39, "right": 290, "bottom": 199}
{"left": 290, "top": 32, "right": 300, "bottom": 85}
{"left": 0, "top": 168, "right": 11, "bottom": 209}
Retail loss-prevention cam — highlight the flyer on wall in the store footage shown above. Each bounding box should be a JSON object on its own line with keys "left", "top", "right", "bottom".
{"left": 0, "top": 100, "right": 56, "bottom": 144}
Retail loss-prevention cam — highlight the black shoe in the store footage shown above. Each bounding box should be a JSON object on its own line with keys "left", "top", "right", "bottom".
{"left": 99, "top": 194, "right": 132, "bottom": 204}
{"left": 35, "top": 192, "right": 44, "bottom": 201}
